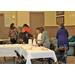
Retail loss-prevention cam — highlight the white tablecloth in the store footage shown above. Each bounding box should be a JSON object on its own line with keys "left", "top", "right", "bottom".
{"left": 0, "top": 44, "right": 57, "bottom": 64}
{"left": 19, "top": 44, "right": 57, "bottom": 64}
{"left": 0, "top": 44, "right": 22, "bottom": 57}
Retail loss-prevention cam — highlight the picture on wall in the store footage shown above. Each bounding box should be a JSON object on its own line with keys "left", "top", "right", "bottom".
{"left": 56, "top": 16, "right": 64, "bottom": 25}
{"left": 56, "top": 11, "right": 64, "bottom": 15}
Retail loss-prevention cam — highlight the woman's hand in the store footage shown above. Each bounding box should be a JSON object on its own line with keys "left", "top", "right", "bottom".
{"left": 33, "top": 35, "right": 35, "bottom": 37}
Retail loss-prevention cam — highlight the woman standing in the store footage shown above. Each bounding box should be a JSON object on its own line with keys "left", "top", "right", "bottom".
{"left": 23, "top": 24, "right": 30, "bottom": 33}
{"left": 8, "top": 23, "right": 18, "bottom": 44}
{"left": 56, "top": 24, "right": 69, "bottom": 63}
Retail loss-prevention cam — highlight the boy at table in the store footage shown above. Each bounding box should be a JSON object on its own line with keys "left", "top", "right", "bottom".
{"left": 33, "top": 27, "right": 42, "bottom": 44}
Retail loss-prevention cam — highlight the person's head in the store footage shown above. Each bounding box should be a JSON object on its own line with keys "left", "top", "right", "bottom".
{"left": 58, "top": 24, "right": 65, "bottom": 29}
{"left": 23, "top": 24, "right": 29, "bottom": 28}
{"left": 36, "top": 27, "right": 41, "bottom": 34}
{"left": 39, "top": 27, "right": 44, "bottom": 33}
{"left": 22, "top": 28, "right": 25, "bottom": 33}
{"left": 10, "top": 23, "right": 15, "bottom": 30}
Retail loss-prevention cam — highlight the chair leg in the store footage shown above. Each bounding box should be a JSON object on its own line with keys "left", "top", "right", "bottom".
{"left": 4, "top": 57, "right": 6, "bottom": 62}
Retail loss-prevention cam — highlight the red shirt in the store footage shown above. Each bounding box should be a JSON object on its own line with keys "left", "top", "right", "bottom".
{"left": 25, "top": 27, "right": 30, "bottom": 33}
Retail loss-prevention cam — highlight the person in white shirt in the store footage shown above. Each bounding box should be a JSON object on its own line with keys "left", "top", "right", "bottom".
{"left": 33, "top": 27, "right": 42, "bottom": 44}
{"left": 37, "top": 32, "right": 42, "bottom": 44}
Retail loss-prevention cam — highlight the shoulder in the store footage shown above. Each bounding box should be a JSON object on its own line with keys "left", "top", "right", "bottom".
{"left": 64, "top": 29, "right": 68, "bottom": 31}
{"left": 25, "top": 31, "right": 28, "bottom": 33}
{"left": 62, "top": 29, "right": 68, "bottom": 32}
{"left": 42, "top": 31, "right": 48, "bottom": 36}
{"left": 39, "top": 33, "right": 42, "bottom": 35}
{"left": 42, "top": 31, "right": 47, "bottom": 34}
{"left": 57, "top": 29, "right": 60, "bottom": 33}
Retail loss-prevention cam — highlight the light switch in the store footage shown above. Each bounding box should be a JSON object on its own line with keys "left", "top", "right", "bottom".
{"left": 13, "top": 15, "right": 15, "bottom": 19}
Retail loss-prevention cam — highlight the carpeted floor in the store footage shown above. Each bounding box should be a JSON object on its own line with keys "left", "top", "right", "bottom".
{"left": 0, "top": 56, "right": 74, "bottom": 64}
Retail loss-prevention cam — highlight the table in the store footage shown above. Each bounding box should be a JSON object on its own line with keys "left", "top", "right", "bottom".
{"left": 0, "top": 39, "right": 10, "bottom": 44}
{"left": 0, "top": 44, "right": 57, "bottom": 64}
{"left": 0, "top": 44, "right": 21, "bottom": 57}
{"left": 19, "top": 44, "right": 57, "bottom": 64}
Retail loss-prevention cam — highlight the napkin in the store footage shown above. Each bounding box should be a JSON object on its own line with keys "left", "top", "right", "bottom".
{"left": 28, "top": 39, "right": 32, "bottom": 46}
{"left": 33, "top": 37, "right": 37, "bottom": 46}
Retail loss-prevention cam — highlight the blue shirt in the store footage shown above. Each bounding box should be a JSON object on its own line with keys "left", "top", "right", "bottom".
{"left": 56, "top": 28, "right": 69, "bottom": 50}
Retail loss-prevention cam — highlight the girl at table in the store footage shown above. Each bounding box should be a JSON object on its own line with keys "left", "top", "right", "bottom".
{"left": 8, "top": 23, "right": 18, "bottom": 44}
{"left": 19, "top": 28, "right": 33, "bottom": 44}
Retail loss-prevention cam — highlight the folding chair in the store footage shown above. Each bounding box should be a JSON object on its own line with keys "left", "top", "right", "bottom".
{"left": 39, "top": 43, "right": 56, "bottom": 64}
{"left": 14, "top": 50, "right": 26, "bottom": 64}
{"left": 55, "top": 47, "right": 68, "bottom": 64}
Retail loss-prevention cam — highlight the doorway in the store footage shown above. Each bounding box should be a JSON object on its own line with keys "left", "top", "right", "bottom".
{"left": 0, "top": 14, "right": 4, "bottom": 39}
{"left": 30, "top": 12, "right": 44, "bottom": 37}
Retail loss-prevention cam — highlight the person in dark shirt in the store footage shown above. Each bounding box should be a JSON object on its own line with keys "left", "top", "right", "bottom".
{"left": 56, "top": 24, "right": 69, "bottom": 63}
{"left": 19, "top": 28, "right": 33, "bottom": 44}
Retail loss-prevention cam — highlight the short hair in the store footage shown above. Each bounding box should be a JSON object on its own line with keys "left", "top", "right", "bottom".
{"left": 23, "top": 24, "right": 29, "bottom": 28}
{"left": 36, "top": 27, "right": 40, "bottom": 30}
{"left": 39, "top": 27, "right": 44, "bottom": 33}
{"left": 59, "top": 24, "right": 65, "bottom": 29}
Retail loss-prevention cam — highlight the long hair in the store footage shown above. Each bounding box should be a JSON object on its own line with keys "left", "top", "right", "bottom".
{"left": 10, "top": 23, "right": 14, "bottom": 30}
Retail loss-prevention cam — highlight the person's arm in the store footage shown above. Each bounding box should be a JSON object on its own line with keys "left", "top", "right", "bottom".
{"left": 28, "top": 33, "right": 33, "bottom": 37}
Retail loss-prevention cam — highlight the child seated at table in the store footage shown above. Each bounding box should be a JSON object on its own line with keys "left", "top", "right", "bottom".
{"left": 19, "top": 28, "right": 33, "bottom": 44}
{"left": 33, "top": 27, "right": 42, "bottom": 44}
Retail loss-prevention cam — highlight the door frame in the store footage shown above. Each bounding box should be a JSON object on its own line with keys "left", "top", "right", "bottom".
{"left": 0, "top": 13, "right": 5, "bottom": 39}
{"left": 29, "top": 12, "right": 45, "bottom": 32}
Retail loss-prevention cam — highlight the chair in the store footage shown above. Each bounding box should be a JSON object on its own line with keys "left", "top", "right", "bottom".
{"left": 14, "top": 50, "right": 26, "bottom": 64}
{"left": 36, "top": 43, "right": 56, "bottom": 64}
{"left": 55, "top": 47, "right": 68, "bottom": 64}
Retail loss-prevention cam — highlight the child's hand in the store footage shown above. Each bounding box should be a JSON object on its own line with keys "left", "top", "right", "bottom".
{"left": 23, "top": 42, "right": 25, "bottom": 44}
{"left": 33, "top": 35, "right": 35, "bottom": 37}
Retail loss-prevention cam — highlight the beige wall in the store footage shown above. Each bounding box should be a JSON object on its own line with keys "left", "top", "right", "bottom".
{"left": 1, "top": 11, "right": 75, "bottom": 27}
{"left": 17, "top": 11, "right": 56, "bottom": 27}
{"left": 17, "top": 11, "right": 75, "bottom": 26}
{"left": 56, "top": 11, "right": 75, "bottom": 26}
{"left": 0, "top": 11, "right": 17, "bottom": 27}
